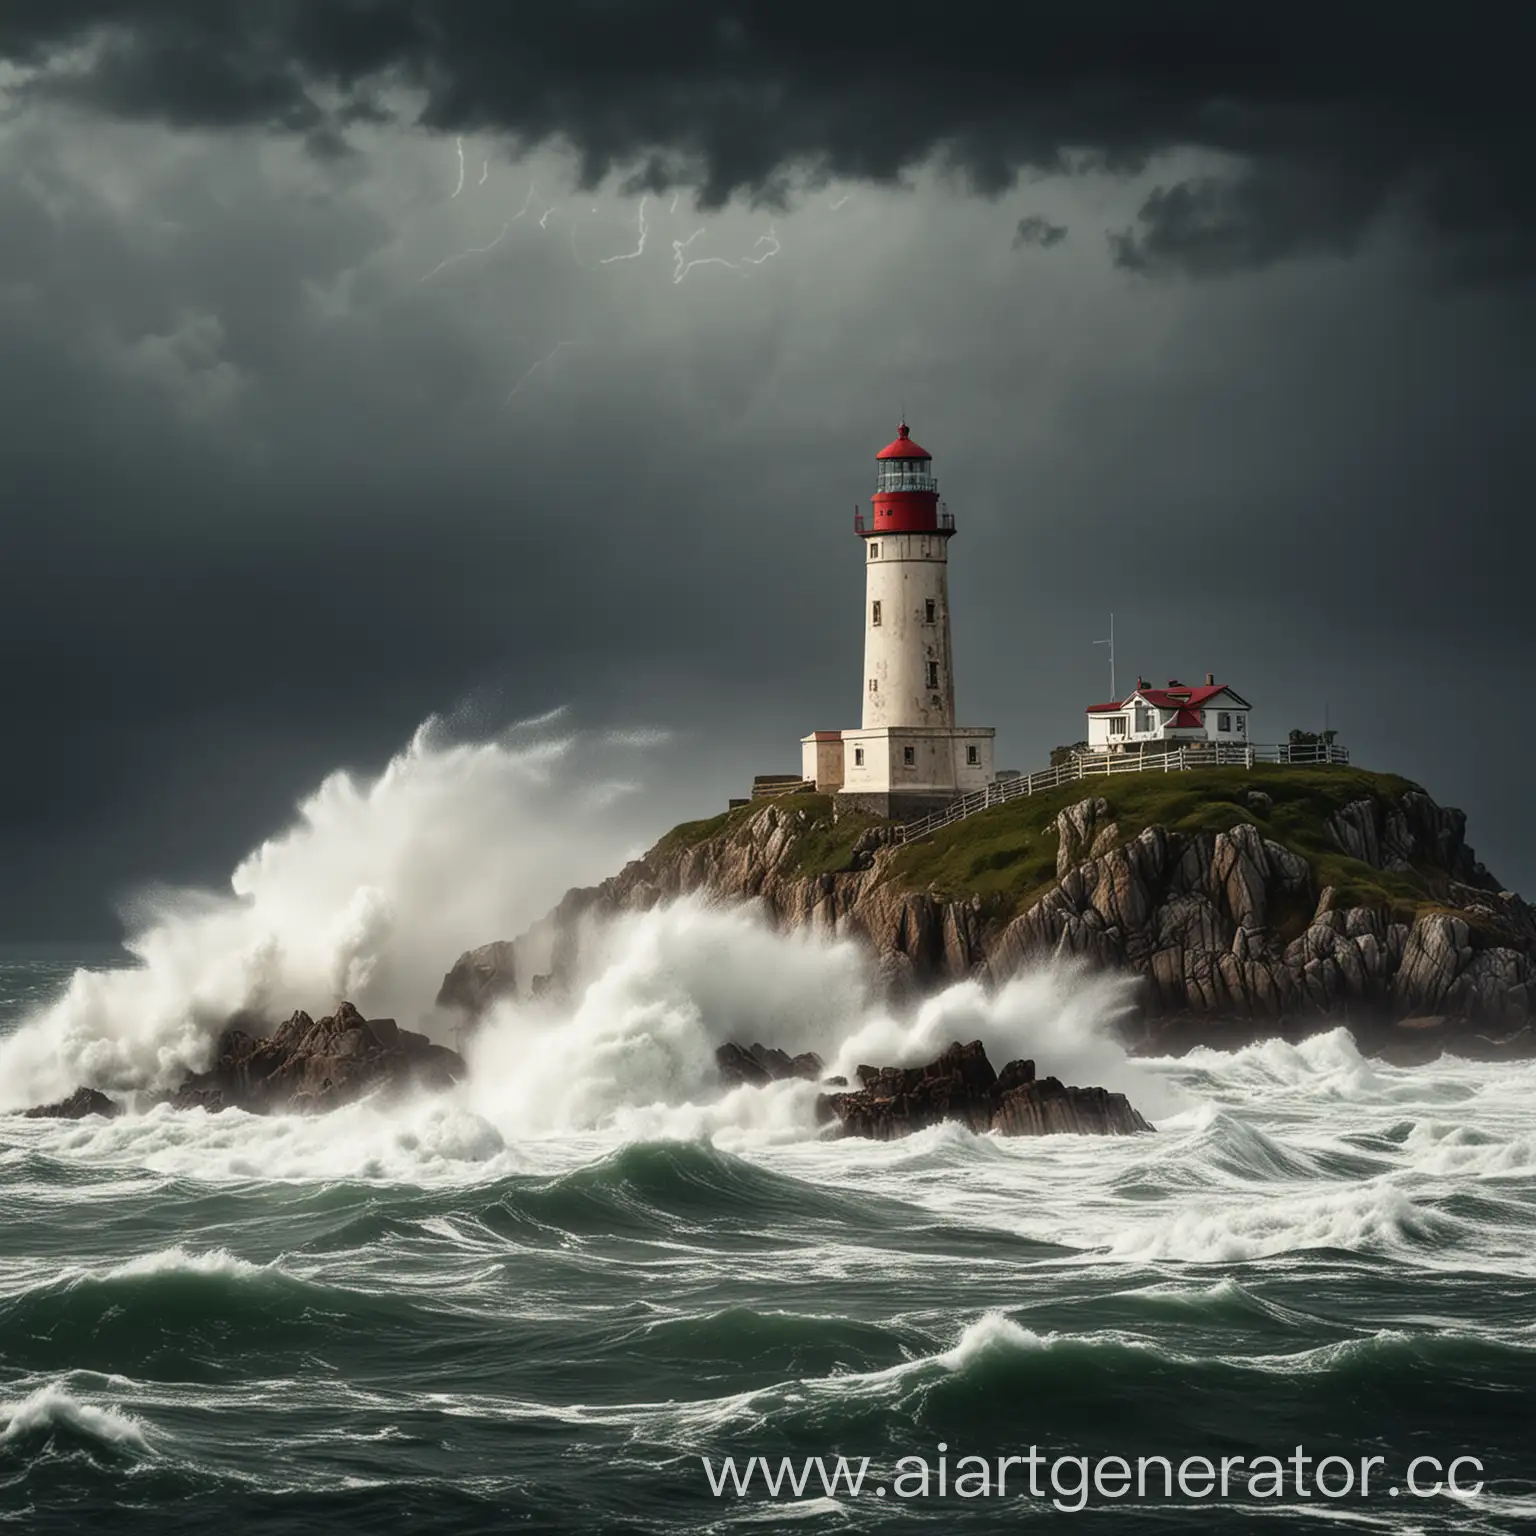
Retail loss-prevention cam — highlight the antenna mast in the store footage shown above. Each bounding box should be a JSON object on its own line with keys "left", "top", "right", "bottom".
{"left": 1093, "top": 613, "right": 1116, "bottom": 700}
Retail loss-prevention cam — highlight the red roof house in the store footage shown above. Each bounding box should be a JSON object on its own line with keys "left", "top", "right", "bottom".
{"left": 1085, "top": 675, "right": 1252, "bottom": 752}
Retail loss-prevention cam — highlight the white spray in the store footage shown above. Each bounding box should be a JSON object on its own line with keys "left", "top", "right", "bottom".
{"left": 461, "top": 897, "right": 1166, "bottom": 1141}
{"left": 0, "top": 718, "right": 645, "bottom": 1109}
{"left": 0, "top": 718, "right": 1159, "bottom": 1138}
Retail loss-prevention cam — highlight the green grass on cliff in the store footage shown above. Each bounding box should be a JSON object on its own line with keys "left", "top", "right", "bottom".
{"left": 650, "top": 792, "right": 884, "bottom": 878}
{"left": 650, "top": 804, "right": 752, "bottom": 860}
{"left": 773, "top": 797, "right": 888, "bottom": 877}
{"left": 650, "top": 767, "right": 1478, "bottom": 932}
{"left": 889, "top": 765, "right": 1432, "bottom": 925}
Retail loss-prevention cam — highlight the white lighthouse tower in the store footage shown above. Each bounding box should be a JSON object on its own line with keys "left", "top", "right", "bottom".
{"left": 801, "top": 421, "right": 995, "bottom": 819}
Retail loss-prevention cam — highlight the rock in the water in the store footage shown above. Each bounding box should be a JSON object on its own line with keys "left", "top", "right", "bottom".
{"left": 168, "top": 1001, "right": 465, "bottom": 1115}
{"left": 833, "top": 1039, "right": 1001, "bottom": 1138}
{"left": 819, "top": 1040, "right": 1151, "bottom": 1141}
{"left": 715, "top": 1042, "right": 825, "bottom": 1089}
{"left": 21, "top": 1087, "right": 122, "bottom": 1120}
{"left": 992, "top": 1077, "right": 1152, "bottom": 1136}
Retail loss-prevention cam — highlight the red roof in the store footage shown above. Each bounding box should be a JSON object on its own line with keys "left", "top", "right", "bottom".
{"left": 1142, "top": 684, "right": 1230, "bottom": 709}
{"left": 1086, "top": 683, "right": 1245, "bottom": 714}
{"left": 1169, "top": 707, "right": 1205, "bottom": 729}
{"left": 876, "top": 421, "right": 930, "bottom": 460}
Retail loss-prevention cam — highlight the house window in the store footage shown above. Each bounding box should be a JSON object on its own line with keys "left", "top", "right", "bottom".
{"left": 871, "top": 600, "right": 882, "bottom": 626}
{"left": 925, "top": 599, "right": 936, "bottom": 623}
{"left": 1134, "top": 706, "right": 1152, "bottom": 734}
{"left": 1108, "top": 717, "right": 1128, "bottom": 736}
{"left": 966, "top": 745, "right": 979, "bottom": 765}
{"left": 1218, "top": 712, "right": 1231, "bottom": 732}
{"left": 868, "top": 678, "right": 878, "bottom": 692}
{"left": 903, "top": 746, "right": 915, "bottom": 766}
{"left": 854, "top": 747, "right": 864, "bottom": 766}
{"left": 868, "top": 543, "right": 879, "bottom": 560}
{"left": 926, "top": 660, "right": 939, "bottom": 688}
{"left": 1235, "top": 714, "right": 1246, "bottom": 734}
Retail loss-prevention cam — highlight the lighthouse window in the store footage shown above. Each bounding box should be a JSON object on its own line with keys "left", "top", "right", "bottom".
{"left": 903, "top": 746, "right": 915, "bottom": 766}
{"left": 854, "top": 747, "right": 865, "bottom": 766}
{"left": 868, "top": 678, "right": 878, "bottom": 693}
{"left": 925, "top": 600, "right": 936, "bottom": 623}
{"left": 871, "top": 601, "right": 882, "bottom": 626}
{"left": 967, "top": 745, "right": 980, "bottom": 765}
{"left": 868, "top": 543, "right": 880, "bottom": 560}
{"left": 926, "top": 661, "right": 939, "bottom": 688}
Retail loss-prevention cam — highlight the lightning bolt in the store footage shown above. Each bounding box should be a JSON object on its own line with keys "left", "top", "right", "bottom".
{"left": 449, "top": 136, "right": 466, "bottom": 198}
{"left": 503, "top": 340, "right": 588, "bottom": 408}
{"left": 671, "top": 223, "right": 782, "bottom": 283}
{"left": 671, "top": 229, "right": 734, "bottom": 283}
{"left": 669, "top": 191, "right": 680, "bottom": 214}
{"left": 418, "top": 182, "right": 537, "bottom": 283}
{"left": 830, "top": 193, "right": 852, "bottom": 210}
{"left": 599, "top": 196, "right": 650, "bottom": 264}
{"left": 740, "top": 222, "right": 781, "bottom": 266}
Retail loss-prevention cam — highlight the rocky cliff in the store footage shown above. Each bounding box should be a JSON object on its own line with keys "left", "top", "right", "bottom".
{"left": 440, "top": 766, "right": 1536, "bottom": 1057}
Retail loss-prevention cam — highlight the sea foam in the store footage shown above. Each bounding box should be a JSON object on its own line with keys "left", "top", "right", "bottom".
{"left": 0, "top": 719, "right": 650, "bottom": 1110}
{"left": 0, "top": 1382, "right": 151, "bottom": 1453}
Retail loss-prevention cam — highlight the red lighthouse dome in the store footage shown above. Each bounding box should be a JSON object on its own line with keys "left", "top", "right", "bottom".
{"left": 861, "top": 421, "right": 953, "bottom": 537}
{"left": 876, "top": 421, "right": 931, "bottom": 460}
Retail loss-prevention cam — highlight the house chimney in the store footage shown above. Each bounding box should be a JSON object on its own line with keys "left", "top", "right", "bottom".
{"left": 1205, "top": 672, "right": 1214, "bottom": 685}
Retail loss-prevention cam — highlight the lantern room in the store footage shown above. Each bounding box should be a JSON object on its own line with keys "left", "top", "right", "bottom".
{"left": 858, "top": 421, "right": 954, "bottom": 536}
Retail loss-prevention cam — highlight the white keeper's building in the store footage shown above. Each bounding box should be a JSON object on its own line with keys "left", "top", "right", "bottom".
{"left": 1085, "top": 678, "right": 1252, "bottom": 752}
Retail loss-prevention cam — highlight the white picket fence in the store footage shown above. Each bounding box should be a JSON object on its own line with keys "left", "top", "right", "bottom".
{"left": 895, "top": 741, "right": 1350, "bottom": 844}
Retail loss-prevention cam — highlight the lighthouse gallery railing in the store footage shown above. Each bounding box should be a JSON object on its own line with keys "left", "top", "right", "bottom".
{"left": 853, "top": 506, "right": 955, "bottom": 534}
{"left": 893, "top": 741, "right": 1351, "bottom": 845}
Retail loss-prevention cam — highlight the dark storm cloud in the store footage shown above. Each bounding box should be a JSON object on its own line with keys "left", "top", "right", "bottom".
{"left": 1, "top": 6, "right": 1535, "bottom": 944}
{"left": 1014, "top": 215, "right": 1068, "bottom": 250}
{"left": 3, "top": 2, "right": 1534, "bottom": 279}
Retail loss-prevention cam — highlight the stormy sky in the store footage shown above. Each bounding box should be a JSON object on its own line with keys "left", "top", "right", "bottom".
{"left": 2, "top": 2, "right": 1534, "bottom": 939}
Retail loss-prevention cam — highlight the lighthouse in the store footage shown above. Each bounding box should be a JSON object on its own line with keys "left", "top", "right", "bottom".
{"left": 801, "top": 422, "right": 996, "bottom": 818}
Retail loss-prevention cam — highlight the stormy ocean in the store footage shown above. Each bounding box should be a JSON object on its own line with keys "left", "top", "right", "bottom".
{"left": 1, "top": 733, "right": 1532, "bottom": 1535}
